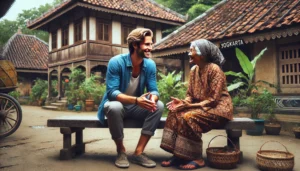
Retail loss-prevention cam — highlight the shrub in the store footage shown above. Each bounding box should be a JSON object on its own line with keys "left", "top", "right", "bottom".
{"left": 157, "top": 71, "right": 187, "bottom": 115}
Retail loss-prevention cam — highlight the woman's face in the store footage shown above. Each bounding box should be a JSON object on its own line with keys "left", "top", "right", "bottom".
{"left": 188, "top": 46, "right": 203, "bottom": 65}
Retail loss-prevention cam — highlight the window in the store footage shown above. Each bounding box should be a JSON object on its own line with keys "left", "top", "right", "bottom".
{"left": 279, "top": 45, "right": 300, "bottom": 87}
{"left": 122, "top": 25, "right": 135, "bottom": 45}
{"left": 62, "top": 26, "right": 69, "bottom": 46}
{"left": 74, "top": 19, "right": 82, "bottom": 42}
{"left": 97, "top": 19, "right": 110, "bottom": 42}
{"left": 51, "top": 32, "right": 57, "bottom": 49}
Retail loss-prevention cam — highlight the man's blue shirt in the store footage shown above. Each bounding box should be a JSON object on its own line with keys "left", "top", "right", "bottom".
{"left": 97, "top": 53, "right": 159, "bottom": 124}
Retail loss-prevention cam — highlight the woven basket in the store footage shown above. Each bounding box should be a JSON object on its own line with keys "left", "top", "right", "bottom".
{"left": 256, "top": 141, "right": 294, "bottom": 171}
{"left": 206, "top": 135, "right": 240, "bottom": 169}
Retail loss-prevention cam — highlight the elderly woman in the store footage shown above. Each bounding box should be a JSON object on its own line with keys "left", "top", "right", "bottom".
{"left": 160, "top": 39, "right": 233, "bottom": 170}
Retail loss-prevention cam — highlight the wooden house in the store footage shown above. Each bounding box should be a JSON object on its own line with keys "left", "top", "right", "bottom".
{"left": 27, "top": 0, "right": 186, "bottom": 100}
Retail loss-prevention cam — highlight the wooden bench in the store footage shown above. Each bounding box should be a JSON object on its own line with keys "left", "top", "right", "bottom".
{"left": 47, "top": 116, "right": 255, "bottom": 162}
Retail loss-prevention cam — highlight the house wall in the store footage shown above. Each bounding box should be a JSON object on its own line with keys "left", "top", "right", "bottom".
{"left": 49, "top": 33, "right": 52, "bottom": 52}
{"left": 89, "top": 17, "right": 96, "bottom": 41}
{"left": 82, "top": 18, "right": 87, "bottom": 41}
{"left": 68, "top": 22, "right": 74, "bottom": 45}
{"left": 253, "top": 40, "right": 277, "bottom": 94}
{"left": 254, "top": 35, "right": 300, "bottom": 94}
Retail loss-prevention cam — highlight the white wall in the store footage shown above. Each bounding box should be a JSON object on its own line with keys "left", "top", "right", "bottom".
{"left": 82, "top": 18, "right": 86, "bottom": 40}
{"left": 156, "top": 28, "right": 162, "bottom": 42}
{"left": 89, "top": 16, "right": 96, "bottom": 41}
{"left": 112, "top": 21, "right": 121, "bottom": 45}
{"left": 69, "top": 23, "right": 74, "bottom": 45}
{"left": 57, "top": 29, "right": 62, "bottom": 48}
{"left": 49, "top": 32, "right": 52, "bottom": 51}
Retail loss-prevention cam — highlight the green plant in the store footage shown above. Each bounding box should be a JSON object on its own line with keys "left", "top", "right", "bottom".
{"left": 30, "top": 78, "right": 48, "bottom": 102}
{"left": 157, "top": 71, "right": 187, "bottom": 115}
{"left": 242, "top": 89, "right": 276, "bottom": 119}
{"left": 65, "top": 68, "right": 85, "bottom": 105}
{"left": 8, "top": 90, "right": 21, "bottom": 100}
{"left": 225, "top": 47, "right": 276, "bottom": 95}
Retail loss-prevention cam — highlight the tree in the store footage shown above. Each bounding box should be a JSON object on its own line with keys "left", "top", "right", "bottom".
{"left": 0, "top": 0, "right": 62, "bottom": 46}
{"left": 155, "top": 0, "right": 221, "bottom": 36}
{"left": 0, "top": 20, "right": 18, "bottom": 46}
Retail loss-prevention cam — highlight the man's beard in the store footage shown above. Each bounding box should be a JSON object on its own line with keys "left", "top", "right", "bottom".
{"left": 137, "top": 47, "right": 151, "bottom": 58}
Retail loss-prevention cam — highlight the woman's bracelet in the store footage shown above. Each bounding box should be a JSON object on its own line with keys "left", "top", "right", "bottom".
{"left": 135, "top": 97, "right": 138, "bottom": 105}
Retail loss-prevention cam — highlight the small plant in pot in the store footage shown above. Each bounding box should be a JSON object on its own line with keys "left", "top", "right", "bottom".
{"left": 243, "top": 89, "right": 276, "bottom": 135}
{"left": 293, "top": 124, "right": 300, "bottom": 139}
{"left": 264, "top": 113, "right": 281, "bottom": 135}
{"left": 79, "top": 75, "right": 101, "bottom": 111}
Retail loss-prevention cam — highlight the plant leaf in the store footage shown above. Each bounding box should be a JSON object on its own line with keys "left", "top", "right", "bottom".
{"left": 225, "top": 71, "right": 249, "bottom": 82}
{"left": 235, "top": 48, "right": 253, "bottom": 76}
{"left": 251, "top": 48, "right": 267, "bottom": 69}
{"left": 227, "top": 82, "right": 245, "bottom": 92}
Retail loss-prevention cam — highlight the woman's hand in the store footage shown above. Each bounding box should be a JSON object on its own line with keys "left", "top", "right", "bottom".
{"left": 167, "top": 97, "right": 190, "bottom": 112}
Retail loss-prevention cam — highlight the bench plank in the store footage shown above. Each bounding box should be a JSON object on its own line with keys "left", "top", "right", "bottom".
{"left": 47, "top": 116, "right": 255, "bottom": 130}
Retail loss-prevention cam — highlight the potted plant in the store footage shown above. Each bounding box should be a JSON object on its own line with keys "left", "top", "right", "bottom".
{"left": 74, "top": 100, "right": 83, "bottom": 111}
{"left": 243, "top": 89, "right": 277, "bottom": 135}
{"left": 30, "top": 78, "right": 48, "bottom": 106}
{"left": 293, "top": 124, "right": 300, "bottom": 139}
{"left": 79, "top": 75, "right": 101, "bottom": 111}
{"left": 225, "top": 48, "right": 278, "bottom": 136}
{"left": 264, "top": 113, "right": 281, "bottom": 135}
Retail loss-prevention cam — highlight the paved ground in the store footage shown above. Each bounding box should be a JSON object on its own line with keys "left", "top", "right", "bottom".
{"left": 0, "top": 106, "right": 299, "bottom": 171}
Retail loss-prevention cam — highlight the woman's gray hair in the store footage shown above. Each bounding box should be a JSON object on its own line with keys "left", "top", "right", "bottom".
{"left": 190, "top": 39, "right": 225, "bottom": 66}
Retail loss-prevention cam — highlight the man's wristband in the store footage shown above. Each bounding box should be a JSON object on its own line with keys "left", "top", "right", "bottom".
{"left": 135, "top": 97, "right": 138, "bottom": 105}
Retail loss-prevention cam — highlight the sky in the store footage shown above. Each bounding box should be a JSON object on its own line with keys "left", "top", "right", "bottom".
{"left": 1, "top": 0, "right": 55, "bottom": 21}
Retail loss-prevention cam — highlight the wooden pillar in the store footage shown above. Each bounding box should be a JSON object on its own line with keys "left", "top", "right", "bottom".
{"left": 57, "top": 66, "right": 62, "bottom": 99}
{"left": 47, "top": 69, "right": 52, "bottom": 100}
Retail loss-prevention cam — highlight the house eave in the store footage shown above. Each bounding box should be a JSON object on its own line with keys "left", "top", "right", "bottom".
{"left": 27, "top": 2, "right": 185, "bottom": 30}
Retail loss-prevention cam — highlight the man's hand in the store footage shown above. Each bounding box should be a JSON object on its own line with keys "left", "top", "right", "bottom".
{"left": 137, "top": 92, "right": 157, "bottom": 112}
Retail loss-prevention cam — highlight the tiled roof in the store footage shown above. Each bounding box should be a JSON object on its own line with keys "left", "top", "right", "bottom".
{"left": 2, "top": 34, "right": 48, "bottom": 70}
{"left": 154, "top": 0, "right": 300, "bottom": 51}
{"left": 27, "top": 0, "right": 186, "bottom": 28}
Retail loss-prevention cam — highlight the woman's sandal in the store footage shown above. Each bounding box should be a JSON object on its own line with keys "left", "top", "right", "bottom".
{"left": 161, "top": 156, "right": 182, "bottom": 167}
{"left": 178, "top": 160, "right": 205, "bottom": 170}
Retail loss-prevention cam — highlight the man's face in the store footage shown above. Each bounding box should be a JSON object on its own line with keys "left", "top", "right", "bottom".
{"left": 137, "top": 36, "right": 153, "bottom": 58}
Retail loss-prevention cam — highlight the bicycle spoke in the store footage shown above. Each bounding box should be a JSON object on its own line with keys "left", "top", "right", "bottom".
{"left": 5, "top": 105, "right": 14, "bottom": 113}
{"left": 4, "top": 119, "right": 13, "bottom": 128}
{"left": 3, "top": 99, "right": 8, "bottom": 111}
{"left": 7, "top": 116, "right": 17, "bottom": 122}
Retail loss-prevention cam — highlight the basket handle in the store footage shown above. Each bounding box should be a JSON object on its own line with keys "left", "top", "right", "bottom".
{"left": 207, "top": 135, "right": 239, "bottom": 153}
{"left": 259, "top": 140, "right": 289, "bottom": 154}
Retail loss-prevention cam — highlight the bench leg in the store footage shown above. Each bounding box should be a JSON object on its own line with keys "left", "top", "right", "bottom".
{"left": 75, "top": 128, "right": 85, "bottom": 155}
{"left": 226, "top": 129, "right": 243, "bottom": 164}
{"left": 59, "top": 127, "right": 85, "bottom": 160}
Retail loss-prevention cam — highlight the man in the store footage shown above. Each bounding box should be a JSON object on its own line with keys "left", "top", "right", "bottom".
{"left": 97, "top": 28, "right": 164, "bottom": 168}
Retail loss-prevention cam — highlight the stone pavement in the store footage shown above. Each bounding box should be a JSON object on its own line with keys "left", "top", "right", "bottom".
{"left": 0, "top": 106, "right": 299, "bottom": 171}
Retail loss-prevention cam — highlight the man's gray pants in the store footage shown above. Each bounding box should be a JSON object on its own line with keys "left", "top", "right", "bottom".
{"left": 104, "top": 101, "right": 164, "bottom": 140}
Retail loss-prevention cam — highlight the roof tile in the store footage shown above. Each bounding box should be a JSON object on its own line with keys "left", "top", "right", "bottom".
{"left": 27, "top": 0, "right": 186, "bottom": 28}
{"left": 154, "top": 0, "right": 300, "bottom": 51}
{"left": 2, "top": 34, "right": 48, "bottom": 70}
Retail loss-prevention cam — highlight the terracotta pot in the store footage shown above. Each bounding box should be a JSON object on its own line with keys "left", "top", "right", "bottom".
{"left": 293, "top": 128, "right": 300, "bottom": 139}
{"left": 85, "top": 99, "right": 94, "bottom": 111}
{"left": 265, "top": 123, "right": 281, "bottom": 135}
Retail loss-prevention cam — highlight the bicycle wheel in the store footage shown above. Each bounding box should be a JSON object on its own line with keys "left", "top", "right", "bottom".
{"left": 0, "top": 93, "right": 22, "bottom": 138}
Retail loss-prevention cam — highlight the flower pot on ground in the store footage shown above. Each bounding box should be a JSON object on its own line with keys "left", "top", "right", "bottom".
{"left": 67, "top": 104, "right": 74, "bottom": 110}
{"left": 246, "top": 119, "right": 265, "bottom": 135}
{"left": 265, "top": 123, "right": 281, "bottom": 135}
{"left": 293, "top": 127, "right": 300, "bottom": 139}
{"left": 264, "top": 113, "right": 281, "bottom": 135}
{"left": 74, "top": 105, "right": 81, "bottom": 111}
{"left": 85, "top": 99, "right": 94, "bottom": 111}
